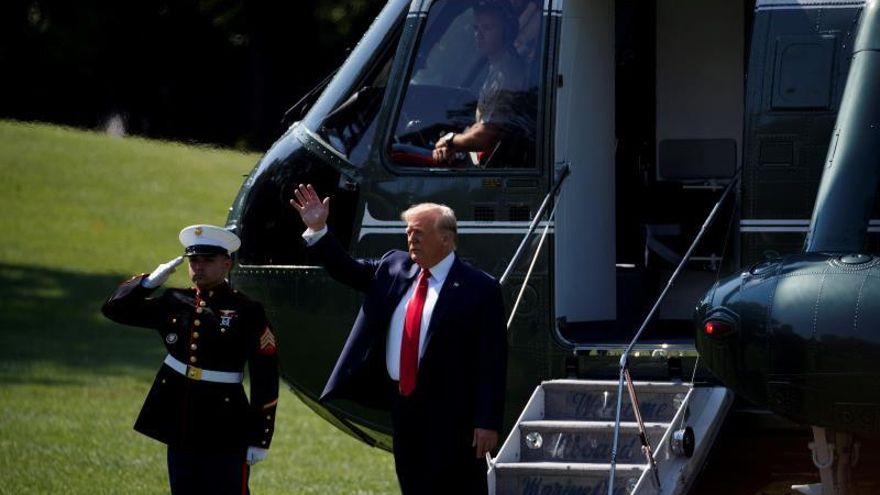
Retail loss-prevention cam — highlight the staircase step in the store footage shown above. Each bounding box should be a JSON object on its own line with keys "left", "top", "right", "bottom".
{"left": 494, "top": 462, "right": 644, "bottom": 494}
{"left": 519, "top": 420, "right": 670, "bottom": 430}
{"left": 542, "top": 380, "right": 690, "bottom": 422}
{"left": 518, "top": 420, "right": 668, "bottom": 463}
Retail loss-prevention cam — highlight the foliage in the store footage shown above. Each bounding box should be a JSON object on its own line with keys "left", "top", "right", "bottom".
{"left": 0, "top": 1, "right": 385, "bottom": 150}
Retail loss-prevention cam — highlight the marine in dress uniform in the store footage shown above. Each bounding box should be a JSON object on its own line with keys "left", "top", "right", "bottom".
{"left": 102, "top": 225, "right": 279, "bottom": 495}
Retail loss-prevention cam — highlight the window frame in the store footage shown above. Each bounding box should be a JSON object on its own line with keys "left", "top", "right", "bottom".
{"left": 377, "top": 0, "right": 551, "bottom": 178}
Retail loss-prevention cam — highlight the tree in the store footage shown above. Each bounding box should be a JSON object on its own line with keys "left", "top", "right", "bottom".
{"left": 0, "top": 0, "right": 384, "bottom": 149}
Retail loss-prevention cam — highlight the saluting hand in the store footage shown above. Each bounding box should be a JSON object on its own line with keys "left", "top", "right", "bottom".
{"left": 141, "top": 256, "right": 184, "bottom": 289}
{"left": 290, "top": 183, "right": 330, "bottom": 231}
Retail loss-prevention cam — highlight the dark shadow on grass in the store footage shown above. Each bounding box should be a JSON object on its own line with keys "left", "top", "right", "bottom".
{"left": 0, "top": 263, "right": 167, "bottom": 379}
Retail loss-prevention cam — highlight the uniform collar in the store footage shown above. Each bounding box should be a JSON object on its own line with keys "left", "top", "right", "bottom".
{"left": 195, "top": 280, "right": 232, "bottom": 300}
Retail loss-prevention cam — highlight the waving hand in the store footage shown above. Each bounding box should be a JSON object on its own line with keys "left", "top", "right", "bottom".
{"left": 290, "top": 184, "right": 330, "bottom": 231}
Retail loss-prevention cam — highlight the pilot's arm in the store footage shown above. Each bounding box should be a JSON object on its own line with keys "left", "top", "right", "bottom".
{"left": 433, "top": 124, "right": 504, "bottom": 164}
{"left": 434, "top": 60, "right": 524, "bottom": 165}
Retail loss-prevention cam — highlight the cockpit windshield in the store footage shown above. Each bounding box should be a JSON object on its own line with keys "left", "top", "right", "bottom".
{"left": 301, "top": 0, "right": 406, "bottom": 166}
{"left": 389, "top": 0, "right": 542, "bottom": 169}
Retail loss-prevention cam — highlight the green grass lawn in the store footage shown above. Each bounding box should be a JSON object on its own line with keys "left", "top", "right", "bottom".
{"left": 0, "top": 121, "right": 397, "bottom": 494}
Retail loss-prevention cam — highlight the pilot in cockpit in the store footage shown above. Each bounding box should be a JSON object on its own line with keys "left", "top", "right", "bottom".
{"left": 432, "top": 0, "right": 531, "bottom": 167}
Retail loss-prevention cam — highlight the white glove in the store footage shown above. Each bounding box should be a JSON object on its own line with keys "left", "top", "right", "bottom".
{"left": 141, "top": 256, "right": 185, "bottom": 288}
{"left": 246, "top": 446, "right": 268, "bottom": 465}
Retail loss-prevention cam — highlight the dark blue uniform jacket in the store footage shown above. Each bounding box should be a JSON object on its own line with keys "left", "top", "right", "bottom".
{"left": 102, "top": 277, "right": 279, "bottom": 453}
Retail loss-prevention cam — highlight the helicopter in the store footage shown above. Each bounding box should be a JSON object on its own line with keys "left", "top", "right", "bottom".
{"left": 225, "top": 0, "right": 877, "bottom": 491}
{"left": 696, "top": 0, "right": 880, "bottom": 492}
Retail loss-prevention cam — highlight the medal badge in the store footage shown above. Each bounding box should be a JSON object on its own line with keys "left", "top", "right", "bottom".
{"left": 219, "top": 310, "right": 237, "bottom": 329}
{"left": 165, "top": 333, "right": 178, "bottom": 344}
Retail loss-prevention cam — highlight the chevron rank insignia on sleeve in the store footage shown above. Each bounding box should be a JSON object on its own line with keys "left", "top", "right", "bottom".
{"left": 259, "top": 327, "right": 277, "bottom": 355}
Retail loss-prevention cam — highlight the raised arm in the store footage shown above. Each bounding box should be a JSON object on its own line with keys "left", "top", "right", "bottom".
{"left": 290, "top": 183, "right": 379, "bottom": 292}
{"left": 101, "top": 256, "right": 184, "bottom": 329}
{"left": 290, "top": 183, "right": 330, "bottom": 232}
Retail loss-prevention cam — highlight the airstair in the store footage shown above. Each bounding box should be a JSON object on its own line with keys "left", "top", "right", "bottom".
{"left": 492, "top": 164, "right": 738, "bottom": 493}
{"left": 488, "top": 379, "right": 732, "bottom": 494}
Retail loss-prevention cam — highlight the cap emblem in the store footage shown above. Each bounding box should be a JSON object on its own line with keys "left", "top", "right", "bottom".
{"left": 194, "top": 227, "right": 203, "bottom": 236}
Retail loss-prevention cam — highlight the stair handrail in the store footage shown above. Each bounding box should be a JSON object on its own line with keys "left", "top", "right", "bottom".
{"left": 607, "top": 170, "right": 741, "bottom": 495}
{"left": 507, "top": 196, "right": 560, "bottom": 329}
{"left": 499, "top": 164, "right": 571, "bottom": 287}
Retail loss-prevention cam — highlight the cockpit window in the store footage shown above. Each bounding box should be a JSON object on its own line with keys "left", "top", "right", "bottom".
{"left": 313, "top": 46, "right": 397, "bottom": 166}
{"left": 300, "top": 0, "right": 406, "bottom": 167}
{"left": 389, "top": 0, "right": 542, "bottom": 170}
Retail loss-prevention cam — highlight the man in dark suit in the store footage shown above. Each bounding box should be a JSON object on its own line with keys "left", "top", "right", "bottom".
{"left": 291, "top": 184, "right": 507, "bottom": 494}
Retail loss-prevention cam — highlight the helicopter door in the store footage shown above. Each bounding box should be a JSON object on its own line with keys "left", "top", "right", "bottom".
{"left": 554, "top": 0, "right": 745, "bottom": 346}
{"left": 553, "top": 0, "right": 617, "bottom": 325}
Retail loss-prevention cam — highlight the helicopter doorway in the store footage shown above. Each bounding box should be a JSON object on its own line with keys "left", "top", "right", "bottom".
{"left": 552, "top": 0, "right": 617, "bottom": 324}
{"left": 554, "top": 0, "right": 745, "bottom": 346}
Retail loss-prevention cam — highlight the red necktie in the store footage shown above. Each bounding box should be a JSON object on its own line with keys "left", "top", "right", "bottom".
{"left": 400, "top": 269, "right": 430, "bottom": 396}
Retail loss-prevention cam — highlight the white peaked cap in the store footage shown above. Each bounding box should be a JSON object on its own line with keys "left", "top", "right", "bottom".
{"left": 178, "top": 224, "right": 241, "bottom": 256}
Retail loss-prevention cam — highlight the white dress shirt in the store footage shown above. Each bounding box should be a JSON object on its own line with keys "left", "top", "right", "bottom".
{"left": 302, "top": 225, "right": 328, "bottom": 245}
{"left": 302, "top": 226, "right": 456, "bottom": 380}
{"left": 385, "top": 250, "right": 455, "bottom": 380}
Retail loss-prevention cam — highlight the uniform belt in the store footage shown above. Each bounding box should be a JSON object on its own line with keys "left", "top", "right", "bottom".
{"left": 163, "top": 355, "right": 243, "bottom": 384}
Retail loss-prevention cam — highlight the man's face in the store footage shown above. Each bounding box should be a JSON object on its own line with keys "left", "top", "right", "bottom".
{"left": 187, "top": 254, "right": 232, "bottom": 290}
{"left": 405, "top": 211, "right": 453, "bottom": 269}
{"left": 474, "top": 12, "right": 506, "bottom": 57}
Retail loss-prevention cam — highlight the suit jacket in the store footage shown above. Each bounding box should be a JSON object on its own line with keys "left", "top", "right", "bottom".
{"left": 102, "top": 277, "right": 279, "bottom": 453}
{"left": 312, "top": 232, "right": 507, "bottom": 432}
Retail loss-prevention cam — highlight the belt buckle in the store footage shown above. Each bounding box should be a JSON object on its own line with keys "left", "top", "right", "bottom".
{"left": 186, "top": 365, "right": 202, "bottom": 380}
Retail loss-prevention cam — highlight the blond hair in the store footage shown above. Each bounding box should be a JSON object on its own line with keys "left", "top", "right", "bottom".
{"left": 401, "top": 203, "right": 458, "bottom": 247}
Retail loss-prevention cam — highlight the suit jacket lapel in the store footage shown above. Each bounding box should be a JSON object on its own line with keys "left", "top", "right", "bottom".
{"left": 388, "top": 260, "right": 420, "bottom": 311}
{"left": 424, "top": 255, "right": 462, "bottom": 348}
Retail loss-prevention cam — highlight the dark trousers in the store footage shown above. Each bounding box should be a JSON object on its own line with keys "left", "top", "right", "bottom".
{"left": 167, "top": 446, "right": 250, "bottom": 495}
{"left": 391, "top": 390, "right": 488, "bottom": 495}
